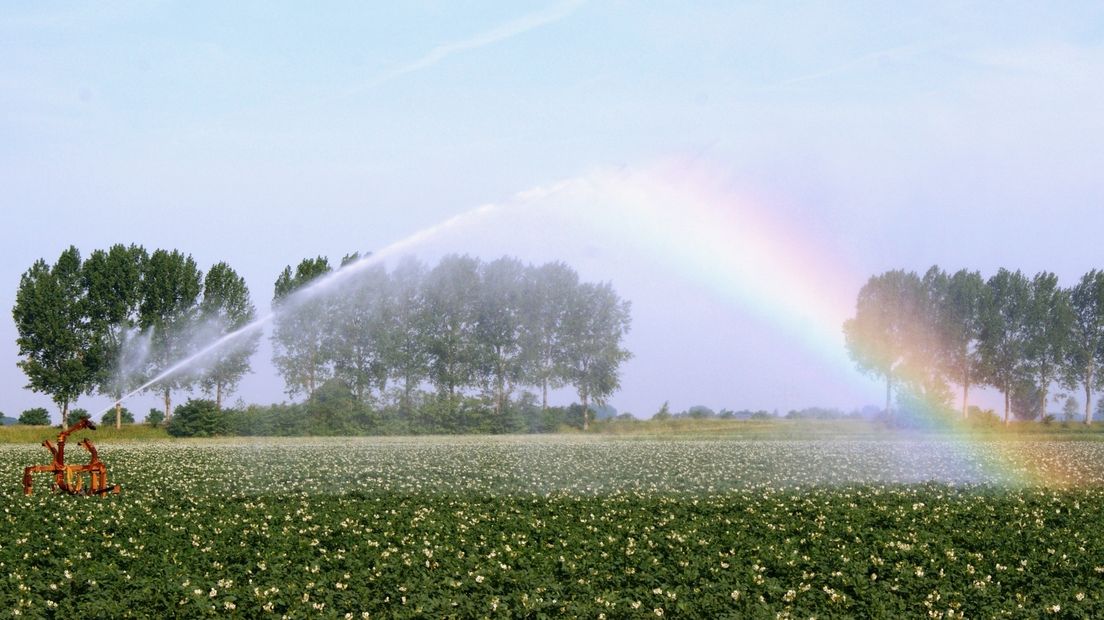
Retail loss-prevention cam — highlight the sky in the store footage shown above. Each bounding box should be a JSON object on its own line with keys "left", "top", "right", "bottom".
{"left": 3, "top": 1, "right": 1104, "bottom": 422}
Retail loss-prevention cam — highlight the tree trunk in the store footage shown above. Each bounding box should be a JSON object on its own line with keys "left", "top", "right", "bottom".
{"left": 164, "top": 387, "right": 172, "bottom": 420}
{"left": 581, "top": 388, "right": 589, "bottom": 431}
{"left": 115, "top": 401, "right": 122, "bottom": 430}
{"left": 1086, "top": 361, "right": 1095, "bottom": 423}
{"left": 1086, "top": 376, "right": 1094, "bottom": 426}
{"left": 542, "top": 377, "right": 549, "bottom": 412}
{"left": 962, "top": 368, "right": 970, "bottom": 419}
{"left": 1039, "top": 385, "right": 1048, "bottom": 423}
{"left": 216, "top": 381, "right": 223, "bottom": 411}
{"left": 1003, "top": 390, "right": 1010, "bottom": 425}
{"left": 61, "top": 401, "right": 69, "bottom": 430}
{"left": 884, "top": 375, "right": 892, "bottom": 417}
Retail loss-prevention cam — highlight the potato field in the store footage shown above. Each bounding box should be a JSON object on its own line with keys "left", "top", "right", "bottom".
{"left": 2, "top": 436, "right": 1104, "bottom": 618}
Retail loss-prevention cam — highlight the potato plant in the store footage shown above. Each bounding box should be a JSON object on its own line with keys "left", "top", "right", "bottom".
{"left": 1, "top": 437, "right": 1103, "bottom": 617}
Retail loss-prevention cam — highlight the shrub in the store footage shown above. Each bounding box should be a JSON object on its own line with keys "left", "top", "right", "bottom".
{"left": 66, "top": 408, "right": 91, "bottom": 427}
{"left": 166, "top": 399, "right": 227, "bottom": 437}
{"left": 19, "top": 407, "right": 50, "bottom": 425}
{"left": 147, "top": 408, "right": 165, "bottom": 426}
{"left": 101, "top": 407, "right": 135, "bottom": 425}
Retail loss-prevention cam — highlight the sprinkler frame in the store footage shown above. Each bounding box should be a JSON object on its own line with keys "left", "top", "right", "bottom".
{"left": 22, "top": 416, "right": 120, "bottom": 496}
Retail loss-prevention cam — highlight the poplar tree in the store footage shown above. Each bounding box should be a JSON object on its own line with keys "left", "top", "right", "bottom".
{"left": 843, "top": 270, "right": 924, "bottom": 416}
{"left": 978, "top": 269, "right": 1032, "bottom": 424}
{"left": 940, "top": 269, "right": 988, "bottom": 418}
{"left": 272, "top": 257, "right": 333, "bottom": 398}
{"left": 199, "top": 262, "right": 259, "bottom": 410}
{"left": 1022, "top": 271, "right": 1072, "bottom": 420}
{"left": 140, "top": 249, "right": 203, "bottom": 420}
{"left": 83, "top": 243, "right": 147, "bottom": 428}
{"left": 13, "top": 247, "right": 92, "bottom": 429}
{"left": 561, "top": 281, "right": 632, "bottom": 430}
{"left": 522, "top": 261, "right": 578, "bottom": 411}
{"left": 1063, "top": 270, "right": 1104, "bottom": 425}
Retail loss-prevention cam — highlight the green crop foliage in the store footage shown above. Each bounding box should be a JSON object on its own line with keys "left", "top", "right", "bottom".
{"left": 2, "top": 436, "right": 1104, "bottom": 617}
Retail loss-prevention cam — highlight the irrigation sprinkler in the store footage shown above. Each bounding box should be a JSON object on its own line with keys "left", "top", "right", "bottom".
{"left": 22, "top": 417, "right": 121, "bottom": 496}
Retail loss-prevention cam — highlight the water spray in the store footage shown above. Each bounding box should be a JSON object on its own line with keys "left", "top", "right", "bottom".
{"left": 100, "top": 202, "right": 505, "bottom": 416}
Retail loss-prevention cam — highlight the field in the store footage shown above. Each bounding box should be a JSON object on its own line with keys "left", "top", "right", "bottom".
{"left": 3, "top": 432, "right": 1104, "bottom": 617}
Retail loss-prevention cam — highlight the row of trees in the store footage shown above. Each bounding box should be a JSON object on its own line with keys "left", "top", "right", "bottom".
{"left": 843, "top": 266, "right": 1104, "bottom": 424}
{"left": 13, "top": 245, "right": 258, "bottom": 428}
{"left": 12, "top": 246, "right": 633, "bottom": 433}
{"left": 270, "top": 254, "right": 633, "bottom": 430}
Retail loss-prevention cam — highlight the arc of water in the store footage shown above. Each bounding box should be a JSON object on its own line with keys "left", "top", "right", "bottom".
{"left": 99, "top": 202, "right": 506, "bottom": 416}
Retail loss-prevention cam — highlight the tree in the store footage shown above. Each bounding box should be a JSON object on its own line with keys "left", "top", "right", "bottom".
{"left": 522, "top": 262, "right": 578, "bottom": 411}
{"left": 1062, "top": 395, "right": 1080, "bottom": 422}
{"left": 140, "top": 249, "right": 203, "bottom": 420}
{"left": 272, "top": 257, "right": 333, "bottom": 399}
{"left": 198, "top": 262, "right": 259, "bottom": 409}
{"left": 1062, "top": 270, "right": 1104, "bottom": 425}
{"left": 83, "top": 243, "right": 147, "bottom": 428}
{"left": 843, "top": 270, "right": 924, "bottom": 416}
{"left": 422, "top": 255, "right": 482, "bottom": 405}
{"left": 13, "top": 247, "right": 94, "bottom": 429}
{"left": 939, "top": 269, "right": 988, "bottom": 419}
{"left": 166, "top": 398, "right": 227, "bottom": 437}
{"left": 383, "top": 257, "right": 429, "bottom": 416}
{"left": 1009, "top": 381, "right": 1042, "bottom": 421}
{"left": 329, "top": 254, "right": 389, "bottom": 404}
{"left": 978, "top": 269, "right": 1032, "bottom": 424}
{"left": 1022, "top": 272, "right": 1072, "bottom": 421}
{"left": 101, "top": 407, "right": 134, "bottom": 425}
{"left": 474, "top": 257, "right": 528, "bottom": 417}
{"left": 561, "top": 281, "right": 633, "bottom": 430}
{"left": 146, "top": 407, "right": 165, "bottom": 426}
{"left": 19, "top": 407, "right": 51, "bottom": 425}
{"left": 66, "top": 407, "right": 91, "bottom": 427}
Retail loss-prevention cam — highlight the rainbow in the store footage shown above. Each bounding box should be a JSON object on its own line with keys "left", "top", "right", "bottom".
{"left": 410, "top": 159, "right": 1066, "bottom": 487}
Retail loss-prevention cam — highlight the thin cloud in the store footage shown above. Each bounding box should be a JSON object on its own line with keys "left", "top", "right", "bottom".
{"left": 363, "top": 0, "right": 586, "bottom": 90}
{"left": 758, "top": 40, "right": 943, "bottom": 90}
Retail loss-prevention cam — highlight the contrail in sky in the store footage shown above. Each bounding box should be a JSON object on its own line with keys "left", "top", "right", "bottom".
{"left": 364, "top": 0, "right": 586, "bottom": 89}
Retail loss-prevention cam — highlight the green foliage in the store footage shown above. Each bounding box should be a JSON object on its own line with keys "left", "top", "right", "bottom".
{"left": 1063, "top": 396, "right": 1080, "bottom": 422}
{"left": 843, "top": 270, "right": 924, "bottom": 413}
{"left": 166, "top": 398, "right": 227, "bottom": 437}
{"left": 198, "top": 262, "right": 259, "bottom": 408}
{"left": 83, "top": 244, "right": 147, "bottom": 403}
{"left": 269, "top": 254, "right": 633, "bottom": 428}
{"left": 66, "top": 407, "right": 91, "bottom": 427}
{"left": 653, "top": 401, "right": 672, "bottom": 421}
{"left": 4, "top": 438, "right": 1104, "bottom": 616}
{"left": 18, "top": 407, "right": 51, "bottom": 425}
{"left": 146, "top": 407, "right": 165, "bottom": 426}
{"left": 101, "top": 407, "right": 135, "bottom": 425}
{"left": 1064, "top": 270, "right": 1104, "bottom": 424}
{"left": 140, "top": 249, "right": 204, "bottom": 417}
{"left": 272, "top": 256, "right": 334, "bottom": 398}
{"left": 13, "top": 247, "right": 95, "bottom": 423}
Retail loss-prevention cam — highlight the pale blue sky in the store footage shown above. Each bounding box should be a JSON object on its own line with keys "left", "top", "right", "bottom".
{"left": 4, "top": 2, "right": 1104, "bottom": 421}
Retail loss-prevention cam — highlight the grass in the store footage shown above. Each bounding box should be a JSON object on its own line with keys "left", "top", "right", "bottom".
{"left": 0, "top": 423, "right": 170, "bottom": 444}
{"left": 3, "top": 416, "right": 1104, "bottom": 445}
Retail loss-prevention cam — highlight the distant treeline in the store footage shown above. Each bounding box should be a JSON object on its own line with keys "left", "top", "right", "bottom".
{"left": 12, "top": 245, "right": 632, "bottom": 432}
{"left": 271, "top": 253, "right": 631, "bottom": 430}
{"left": 13, "top": 245, "right": 258, "bottom": 429}
{"left": 844, "top": 266, "right": 1104, "bottom": 424}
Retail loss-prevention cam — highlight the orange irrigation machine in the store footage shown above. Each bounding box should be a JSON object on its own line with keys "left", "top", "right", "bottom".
{"left": 22, "top": 416, "right": 120, "bottom": 496}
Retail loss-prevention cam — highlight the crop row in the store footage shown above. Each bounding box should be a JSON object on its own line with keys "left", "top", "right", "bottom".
{"left": 1, "top": 437, "right": 1103, "bottom": 617}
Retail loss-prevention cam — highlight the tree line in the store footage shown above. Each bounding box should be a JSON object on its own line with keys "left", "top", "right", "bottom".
{"left": 843, "top": 266, "right": 1104, "bottom": 424}
{"left": 270, "top": 253, "right": 632, "bottom": 431}
{"left": 13, "top": 245, "right": 258, "bottom": 428}
{"left": 12, "top": 246, "right": 632, "bottom": 433}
